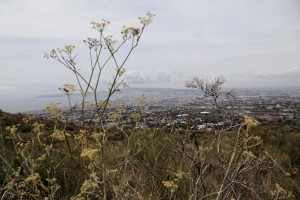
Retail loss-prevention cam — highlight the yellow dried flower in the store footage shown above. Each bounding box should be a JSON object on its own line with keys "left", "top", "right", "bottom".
{"left": 25, "top": 173, "right": 40, "bottom": 183}
{"left": 91, "top": 132, "right": 101, "bottom": 140}
{"left": 37, "top": 154, "right": 46, "bottom": 161}
{"left": 51, "top": 130, "right": 70, "bottom": 141}
{"left": 6, "top": 125, "right": 18, "bottom": 135}
{"left": 32, "top": 122, "right": 44, "bottom": 134}
{"left": 80, "top": 148, "right": 99, "bottom": 160}
{"left": 109, "top": 113, "right": 122, "bottom": 121}
{"left": 63, "top": 45, "right": 75, "bottom": 54}
{"left": 79, "top": 129, "right": 87, "bottom": 135}
{"left": 162, "top": 181, "right": 176, "bottom": 188}
{"left": 243, "top": 115, "right": 259, "bottom": 127}
{"left": 22, "top": 115, "right": 34, "bottom": 124}
{"left": 138, "top": 12, "right": 155, "bottom": 26}
{"left": 81, "top": 179, "right": 98, "bottom": 192}
{"left": 91, "top": 19, "right": 110, "bottom": 32}
{"left": 175, "top": 170, "right": 184, "bottom": 180}
{"left": 44, "top": 102, "right": 61, "bottom": 113}
{"left": 162, "top": 180, "right": 178, "bottom": 194}
{"left": 130, "top": 113, "right": 141, "bottom": 121}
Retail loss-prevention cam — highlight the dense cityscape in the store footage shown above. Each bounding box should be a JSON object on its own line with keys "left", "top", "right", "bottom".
{"left": 33, "top": 87, "right": 300, "bottom": 130}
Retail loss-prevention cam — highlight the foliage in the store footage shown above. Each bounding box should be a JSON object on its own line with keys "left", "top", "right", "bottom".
{"left": 1, "top": 111, "right": 299, "bottom": 199}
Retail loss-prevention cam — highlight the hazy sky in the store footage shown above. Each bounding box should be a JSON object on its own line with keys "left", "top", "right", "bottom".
{"left": 1, "top": 0, "right": 300, "bottom": 98}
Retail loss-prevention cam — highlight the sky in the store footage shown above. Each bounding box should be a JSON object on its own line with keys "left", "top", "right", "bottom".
{"left": 0, "top": 0, "right": 300, "bottom": 111}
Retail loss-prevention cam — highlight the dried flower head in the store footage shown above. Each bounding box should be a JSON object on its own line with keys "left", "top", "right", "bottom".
{"left": 83, "top": 37, "right": 101, "bottom": 50}
{"left": 62, "top": 45, "right": 76, "bottom": 54}
{"left": 81, "top": 148, "right": 99, "bottom": 160}
{"left": 244, "top": 115, "right": 259, "bottom": 128}
{"left": 59, "top": 84, "right": 76, "bottom": 95}
{"left": 90, "top": 19, "right": 110, "bottom": 32}
{"left": 121, "top": 26, "right": 140, "bottom": 40}
{"left": 104, "top": 35, "right": 116, "bottom": 52}
{"left": 51, "top": 130, "right": 70, "bottom": 141}
{"left": 25, "top": 173, "right": 41, "bottom": 183}
{"left": 139, "top": 11, "right": 155, "bottom": 26}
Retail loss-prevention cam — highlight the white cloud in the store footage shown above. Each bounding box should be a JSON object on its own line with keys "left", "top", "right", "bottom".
{"left": 124, "top": 69, "right": 185, "bottom": 87}
{"left": 230, "top": 66, "right": 300, "bottom": 79}
{"left": 227, "top": 67, "right": 300, "bottom": 87}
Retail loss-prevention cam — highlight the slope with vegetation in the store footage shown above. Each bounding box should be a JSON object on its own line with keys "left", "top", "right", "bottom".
{"left": 1, "top": 13, "right": 300, "bottom": 200}
{"left": 0, "top": 109, "right": 300, "bottom": 199}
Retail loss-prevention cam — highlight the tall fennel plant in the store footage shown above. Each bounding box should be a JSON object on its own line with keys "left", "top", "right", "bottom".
{"left": 44, "top": 12, "right": 154, "bottom": 199}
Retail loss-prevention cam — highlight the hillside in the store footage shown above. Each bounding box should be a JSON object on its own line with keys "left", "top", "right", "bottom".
{"left": 0, "top": 109, "right": 299, "bottom": 199}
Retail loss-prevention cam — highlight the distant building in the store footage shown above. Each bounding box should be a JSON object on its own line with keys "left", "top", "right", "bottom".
{"left": 200, "top": 112, "right": 210, "bottom": 114}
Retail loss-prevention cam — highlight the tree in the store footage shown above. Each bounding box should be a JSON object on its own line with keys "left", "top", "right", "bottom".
{"left": 185, "top": 76, "right": 237, "bottom": 152}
